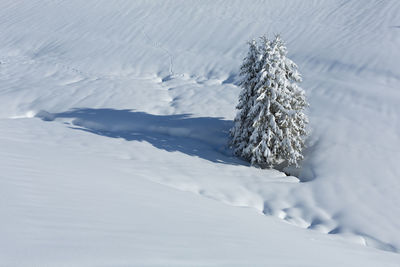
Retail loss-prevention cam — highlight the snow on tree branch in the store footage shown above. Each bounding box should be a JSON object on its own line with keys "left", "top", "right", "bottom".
{"left": 230, "top": 35, "right": 309, "bottom": 168}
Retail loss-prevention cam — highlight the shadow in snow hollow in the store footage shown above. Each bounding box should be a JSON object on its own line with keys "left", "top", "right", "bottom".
{"left": 37, "top": 108, "right": 247, "bottom": 166}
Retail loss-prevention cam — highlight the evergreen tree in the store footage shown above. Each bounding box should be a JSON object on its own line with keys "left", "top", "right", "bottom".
{"left": 231, "top": 35, "right": 308, "bottom": 168}
{"left": 230, "top": 39, "right": 261, "bottom": 157}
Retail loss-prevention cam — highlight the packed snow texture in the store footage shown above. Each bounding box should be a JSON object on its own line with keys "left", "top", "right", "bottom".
{"left": 1, "top": 0, "right": 400, "bottom": 266}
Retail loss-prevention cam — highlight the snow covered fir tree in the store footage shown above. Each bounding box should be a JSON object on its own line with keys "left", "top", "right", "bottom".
{"left": 230, "top": 35, "right": 309, "bottom": 168}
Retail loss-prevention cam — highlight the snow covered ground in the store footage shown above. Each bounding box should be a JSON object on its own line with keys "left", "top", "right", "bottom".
{"left": 1, "top": 0, "right": 400, "bottom": 266}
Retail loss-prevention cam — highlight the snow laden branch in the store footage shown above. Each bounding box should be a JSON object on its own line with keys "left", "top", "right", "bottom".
{"left": 230, "top": 35, "right": 309, "bottom": 168}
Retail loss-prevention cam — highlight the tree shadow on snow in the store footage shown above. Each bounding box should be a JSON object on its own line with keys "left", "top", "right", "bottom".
{"left": 37, "top": 108, "right": 248, "bottom": 166}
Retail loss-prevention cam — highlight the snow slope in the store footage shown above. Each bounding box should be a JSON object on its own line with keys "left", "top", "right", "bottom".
{"left": 1, "top": 0, "right": 400, "bottom": 265}
{"left": 1, "top": 118, "right": 400, "bottom": 266}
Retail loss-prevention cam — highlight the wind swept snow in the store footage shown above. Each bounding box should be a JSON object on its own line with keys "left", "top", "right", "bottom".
{"left": 1, "top": 0, "right": 400, "bottom": 265}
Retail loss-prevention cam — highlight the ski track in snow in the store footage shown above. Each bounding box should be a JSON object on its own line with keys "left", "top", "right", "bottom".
{"left": 141, "top": 26, "right": 175, "bottom": 77}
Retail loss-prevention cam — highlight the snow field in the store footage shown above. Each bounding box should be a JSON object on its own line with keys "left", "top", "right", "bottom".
{"left": 1, "top": 0, "right": 400, "bottom": 265}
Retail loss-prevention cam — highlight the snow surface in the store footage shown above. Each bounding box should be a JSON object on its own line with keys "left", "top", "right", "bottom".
{"left": 1, "top": 0, "right": 400, "bottom": 265}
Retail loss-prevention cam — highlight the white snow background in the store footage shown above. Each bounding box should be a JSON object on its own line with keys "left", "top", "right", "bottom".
{"left": 1, "top": 0, "right": 400, "bottom": 266}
